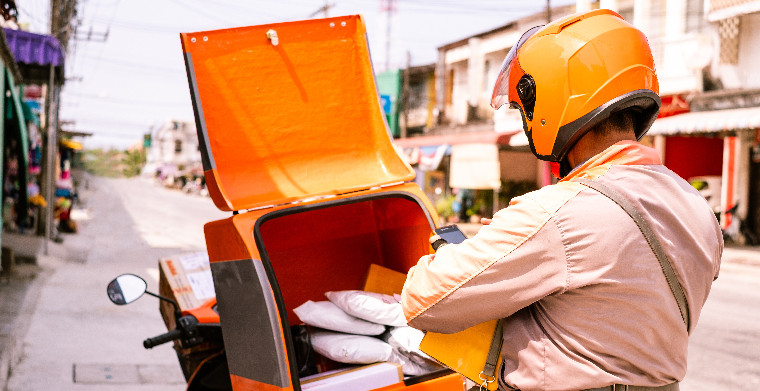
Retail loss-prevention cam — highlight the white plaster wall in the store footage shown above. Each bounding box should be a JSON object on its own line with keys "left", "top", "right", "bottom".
{"left": 468, "top": 38, "right": 484, "bottom": 107}
{"left": 483, "top": 50, "right": 509, "bottom": 109}
{"left": 450, "top": 61, "right": 470, "bottom": 124}
{"left": 146, "top": 120, "right": 200, "bottom": 168}
{"left": 656, "top": 34, "right": 710, "bottom": 94}
{"left": 736, "top": 12, "right": 760, "bottom": 88}
{"left": 713, "top": 13, "right": 760, "bottom": 89}
{"left": 445, "top": 45, "right": 470, "bottom": 65}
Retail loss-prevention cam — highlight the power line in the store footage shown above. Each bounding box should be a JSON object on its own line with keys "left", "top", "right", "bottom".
{"left": 67, "top": 117, "right": 151, "bottom": 128}
{"left": 62, "top": 92, "right": 190, "bottom": 107}
{"left": 165, "top": 0, "right": 242, "bottom": 25}
{"left": 79, "top": 54, "right": 183, "bottom": 75}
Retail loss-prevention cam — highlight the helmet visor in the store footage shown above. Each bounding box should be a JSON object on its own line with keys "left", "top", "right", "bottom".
{"left": 490, "top": 25, "right": 543, "bottom": 109}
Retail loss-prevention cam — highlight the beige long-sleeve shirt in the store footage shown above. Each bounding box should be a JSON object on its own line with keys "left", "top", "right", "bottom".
{"left": 401, "top": 141, "right": 723, "bottom": 390}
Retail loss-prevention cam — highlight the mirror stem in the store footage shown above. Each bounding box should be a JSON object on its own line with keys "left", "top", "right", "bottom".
{"left": 145, "top": 290, "right": 182, "bottom": 320}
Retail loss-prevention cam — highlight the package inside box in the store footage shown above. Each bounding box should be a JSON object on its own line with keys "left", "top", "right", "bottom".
{"left": 158, "top": 251, "right": 214, "bottom": 331}
{"left": 255, "top": 194, "right": 438, "bottom": 381}
{"left": 257, "top": 194, "right": 433, "bottom": 326}
{"left": 300, "top": 362, "right": 404, "bottom": 391}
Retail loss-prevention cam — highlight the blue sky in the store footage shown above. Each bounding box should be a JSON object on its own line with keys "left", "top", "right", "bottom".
{"left": 17, "top": 0, "right": 574, "bottom": 149}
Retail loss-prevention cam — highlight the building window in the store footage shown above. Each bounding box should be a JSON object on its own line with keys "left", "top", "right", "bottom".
{"left": 175, "top": 140, "right": 182, "bottom": 154}
{"left": 685, "top": 0, "right": 705, "bottom": 33}
{"left": 718, "top": 16, "right": 740, "bottom": 64}
{"left": 445, "top": 68, "right": 454, "bottom": 107}
{"left": 648, "top": 0, "right": 667, "bottom": 41}
{"left": 483, "top": 60, "right": 490, "bottom": 92}
{"left": 618, "top": 7, "right": 633, "bottom": 23}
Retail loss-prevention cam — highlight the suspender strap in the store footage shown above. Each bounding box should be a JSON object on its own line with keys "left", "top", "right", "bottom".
{"left": 483, "top": 319, "right": 504, "bottom": 376}
{"left": 478, "top": 318, "right": 504, "bottom": 390}
{"left": 576, "top": 179, "right": 690, "bottom": 331}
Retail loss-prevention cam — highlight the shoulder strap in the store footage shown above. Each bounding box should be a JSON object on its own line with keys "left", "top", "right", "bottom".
{"left": 575, "top": 178, "right": 691, "bottom": 331}
{"left": 479, "top": 318, "right": 504, "bottom": 390}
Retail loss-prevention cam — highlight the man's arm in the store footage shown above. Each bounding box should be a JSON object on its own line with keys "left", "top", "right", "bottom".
{"left": 401, "top": 194, "right": 569, "bottom": 333}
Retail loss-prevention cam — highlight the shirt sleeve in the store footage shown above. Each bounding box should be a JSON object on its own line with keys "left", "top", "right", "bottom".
{"left": 400, "top": 193, "right": 569, "bottom": 333}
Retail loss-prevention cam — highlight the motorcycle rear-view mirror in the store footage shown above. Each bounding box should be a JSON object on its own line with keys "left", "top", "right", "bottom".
{"left": 107, "top": 274, "right": 148, "bottom": 305}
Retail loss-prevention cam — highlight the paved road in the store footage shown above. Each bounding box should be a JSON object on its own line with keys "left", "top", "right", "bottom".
{"left": 7, "top": 175, "right": 227, "bottom": 391}
{"left": 681, "top": 261, "right": 760, "bottom": 390}
{"left": 6, "top": 175, "right": 760, "bottom": 390}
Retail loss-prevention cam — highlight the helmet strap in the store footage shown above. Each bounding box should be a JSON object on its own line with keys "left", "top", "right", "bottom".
{"left": 550, "top": 158, "right": 573, "bottom": 179}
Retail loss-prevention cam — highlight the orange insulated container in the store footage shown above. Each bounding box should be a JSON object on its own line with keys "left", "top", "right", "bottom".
{"left": 181, "top": 15, "right": 465, "bottom": 391}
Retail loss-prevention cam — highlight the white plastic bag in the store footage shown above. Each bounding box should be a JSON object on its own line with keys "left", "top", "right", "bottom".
{"left": 384, "top": 326, "right": 442, "bottom": 375}
{"left": 387, "top": 349, "right": 442, "bottom": 376}
{"left": 293, "top": 300, "right": 386, "bottom": 335}
{"left": 326, "top": 290, "right": 407, "bottom": 327}
{"left": 310, "top": 330, "right": 393, "bottom": 364}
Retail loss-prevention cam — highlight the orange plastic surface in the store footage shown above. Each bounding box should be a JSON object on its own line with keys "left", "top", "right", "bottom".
{"left": 183, "top": 298, "right": 220, "bottom": 324}
{"left": 181, "top": 15, "right": 415, "bottom": 212}
{"left": 203, "top": 183, "right": 438, "bottom": 324}
{"left": 230, "top": 374, "right": 293, "bottom": 391}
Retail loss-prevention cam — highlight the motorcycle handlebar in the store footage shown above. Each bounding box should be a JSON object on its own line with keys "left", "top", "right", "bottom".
{"left": 143, "top": 328, "right": 183, "bottom": 349}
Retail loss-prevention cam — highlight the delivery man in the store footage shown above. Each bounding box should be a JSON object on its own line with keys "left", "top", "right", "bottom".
{"left": 401, "top": 9, "right": 723, "bottom": 391}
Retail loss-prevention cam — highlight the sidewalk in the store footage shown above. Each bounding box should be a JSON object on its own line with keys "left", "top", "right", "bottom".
{"left": 0, "top": 235, "right": 66, "bottom": 390}
{"left": 0, "top": 169, "right": 89, "bottom": 390}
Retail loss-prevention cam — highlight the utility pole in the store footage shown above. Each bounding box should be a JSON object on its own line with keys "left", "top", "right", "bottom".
{"left": 381, "top": 0, "right": 397, "bottom": 71}
{"left": 50, "top": 0, "right": 78, "bottom": 51}
{"left": 401, "top": 51, "right": 411, "bottom": 139}
{"left": 40, "top": 0, "right": 77, "bottom": 246}
{"left": 546, "top": 0, "right": 552, "bottom": 23}
{"left": 310, "top": 1, "right": 335, "bottom": 18}
{"left": 74, "top": 26, "right": 109, "bottom": 42}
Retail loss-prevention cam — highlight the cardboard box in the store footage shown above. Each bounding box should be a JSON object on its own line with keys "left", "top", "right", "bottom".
{"left": 362, "top": 264, "right": 407, "bottom": 296}
{"left": 301, "top": 362, "right": 403, "bottom": 391}
{"left": 158, "top": 251, "right": 215, "bottom": 330}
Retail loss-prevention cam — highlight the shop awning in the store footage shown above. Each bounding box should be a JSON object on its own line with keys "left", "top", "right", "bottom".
{"left": 394, "top": 130, "right": 519, "bottom": 148}
{"left": 0, "top": 29, "right": 22, "bottom": 83}
{"left": 648, "top": 106, "right": 760, "bottom": 136}
{"left": 2, "top": 28, "right": 65, "bottom": 84}
{"left": 59, "top": 139, "right": 83, "bottom": 150}
{"left": 450, "top": 143, "right": 501, "bottom": 189}
{"left": 395, "top": 130, "right": 520, "bottom": 171}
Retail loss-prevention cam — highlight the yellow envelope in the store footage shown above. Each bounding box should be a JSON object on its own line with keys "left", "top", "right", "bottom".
{"left": 419, "top": 319, "right": 502, "bottom": 391}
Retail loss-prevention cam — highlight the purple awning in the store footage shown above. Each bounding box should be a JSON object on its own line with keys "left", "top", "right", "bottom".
{"left": 3, "top": 28, "right": 64, "bottom": 68}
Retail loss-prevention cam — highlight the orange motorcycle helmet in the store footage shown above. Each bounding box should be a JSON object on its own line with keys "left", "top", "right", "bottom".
{"left": 491, "top": 9, "right": 661, "bottom": 177}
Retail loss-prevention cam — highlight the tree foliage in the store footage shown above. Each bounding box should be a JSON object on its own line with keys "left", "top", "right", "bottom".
{"left": 82, "top": 148, "right": 145, "bottom": 178}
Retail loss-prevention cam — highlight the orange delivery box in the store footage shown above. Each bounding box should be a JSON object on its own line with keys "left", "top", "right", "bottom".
{"left": 181, "top": 14, "right": 466, "bottom": 391}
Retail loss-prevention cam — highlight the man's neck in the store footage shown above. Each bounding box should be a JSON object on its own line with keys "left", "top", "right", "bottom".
{"left": 566, "top": 128, "right": 637, "bottom": 168}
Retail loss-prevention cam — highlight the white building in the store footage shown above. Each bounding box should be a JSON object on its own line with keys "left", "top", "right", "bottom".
{"left": 398, "top": 0, "right": 760, "bottom": 239}
{"left": 142, "top": 119, "right": 201, "bottom": 178}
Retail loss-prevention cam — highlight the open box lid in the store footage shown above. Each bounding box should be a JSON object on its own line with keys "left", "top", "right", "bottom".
{"left": 181, "top": 15, "right": 415, "bottom": 212}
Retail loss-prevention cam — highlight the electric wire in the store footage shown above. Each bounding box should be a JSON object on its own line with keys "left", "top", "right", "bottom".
{"left": 63, "top": 92, "right": 190, "bottom": 107}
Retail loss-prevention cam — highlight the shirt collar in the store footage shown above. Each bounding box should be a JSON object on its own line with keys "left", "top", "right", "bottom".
{"left": 561, "top": 141, "right": 662, "bottom": 182}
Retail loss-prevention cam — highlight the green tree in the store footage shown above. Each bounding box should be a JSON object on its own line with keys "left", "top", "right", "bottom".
{"left": 122, "top": 149, "right": 146, "bottom": 178}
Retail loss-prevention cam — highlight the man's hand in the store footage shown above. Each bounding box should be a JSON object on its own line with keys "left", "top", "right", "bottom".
{"left": 429, "top": 234, "right": 448, "bottom": 251}
{"left": 481, "top": 218, "right": 492, "bottom": 225}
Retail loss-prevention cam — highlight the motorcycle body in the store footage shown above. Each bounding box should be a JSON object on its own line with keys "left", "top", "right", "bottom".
{"left": 107, "top": 274, "right": 231, "bottom": 391}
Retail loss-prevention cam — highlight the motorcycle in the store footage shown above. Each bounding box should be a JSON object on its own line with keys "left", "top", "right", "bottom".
{"left": 106, "top": 273, "right": 231, "bottom": 391}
